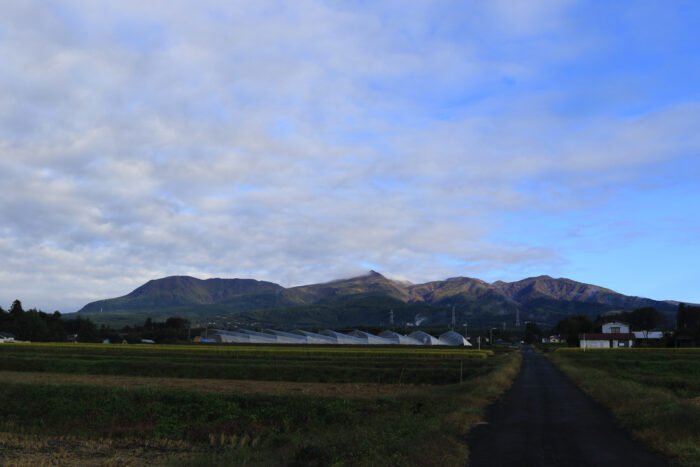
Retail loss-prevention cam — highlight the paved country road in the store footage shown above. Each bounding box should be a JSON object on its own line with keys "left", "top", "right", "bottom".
{"left": 468, "top": 346, "right": 668, "bottom": 467}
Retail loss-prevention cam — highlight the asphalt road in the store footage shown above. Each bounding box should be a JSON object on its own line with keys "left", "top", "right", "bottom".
{"left": 468, "top": 346, "right": 668, "bottom": 467}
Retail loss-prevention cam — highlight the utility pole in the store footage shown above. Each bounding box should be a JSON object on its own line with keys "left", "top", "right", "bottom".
{"left": 451, "top": 306, "right": 456, "bottom": 331}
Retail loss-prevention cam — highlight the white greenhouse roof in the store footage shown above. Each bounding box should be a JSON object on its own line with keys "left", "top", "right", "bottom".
{"left": 321, "top": 330, "right": 367, "bottom": 344}
{"left": 207, "top": 328, "right": 470, "bottom": 346}
{"left": 439, "top": 330, "right": 472, "bottom": 346}
{"left": 290, "top": 329, "right": 337, "bottom": 344}
{"left": 378, "top": 330, "right": 422, "bottom": 345}
{"left": 348, "top": 330, "right": 395, "bottom": 345}
{"left": 408, "top": 331, "right": 444, "bottom": 345}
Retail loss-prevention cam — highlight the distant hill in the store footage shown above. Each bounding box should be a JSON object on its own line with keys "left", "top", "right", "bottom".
{"left": 78, "top": 276, "right": 284, "bottom": 313}
{"left": 75, "top": 272, "right": 678, "bottom": 329}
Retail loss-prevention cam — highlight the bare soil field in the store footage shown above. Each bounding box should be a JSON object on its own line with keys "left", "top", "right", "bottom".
{"left": 0, "top": 370, "right": 414, "bottom": 398}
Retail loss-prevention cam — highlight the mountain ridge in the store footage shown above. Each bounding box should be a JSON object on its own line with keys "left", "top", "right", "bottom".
{"left": 75, "top": 271, "right": 678, "bottom": 328}
{"left": 78, "top": 276, "right": 284, "bottom": 313}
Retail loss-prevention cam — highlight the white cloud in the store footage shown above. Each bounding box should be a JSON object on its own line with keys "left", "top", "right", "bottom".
{"left": 0, "top": 1, "right": 697, "bottom": 311}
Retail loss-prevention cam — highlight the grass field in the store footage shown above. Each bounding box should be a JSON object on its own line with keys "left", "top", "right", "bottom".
{"left": 0, "top": 343, "right": 520, "bottom": 466}
{"left": 549, "top": 348, "right": 700, "bottom": 467}
{"left": 0, "top": 343, "right": 494, "bottom": 385}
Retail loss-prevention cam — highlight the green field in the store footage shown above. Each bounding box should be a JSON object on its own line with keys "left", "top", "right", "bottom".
{"left": 552, "top": 348, "right": 700, "bottom": 398}
{"left": 549, "top": 348, "right": 700, "bottom": 466}
{"left": 0, "top": 343, "right": 520, "bottom": 466}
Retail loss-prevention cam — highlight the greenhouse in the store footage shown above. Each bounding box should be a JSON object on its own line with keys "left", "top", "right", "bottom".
{"left": 378, "top": 330, "right": 422, "bottom": 345}
{"left": 348, "top": 330, "right": 396, "bottom": 345}
{"left": 438, "top": 330, "right": 472, "bottom": 346}
{"left": 408, "top": 330, "right": 445, "bottom": 345}
{"left": 264, "top": 329, "right": 309, "bottom": 344}
{"left": 291, "top": 329, "right": 337, "bottom": 344}
{"left": 207, "top": 328, "right": 471, "bottom": 346}
{"left": 320, "top": 329, "right": 367, "bottom": 344}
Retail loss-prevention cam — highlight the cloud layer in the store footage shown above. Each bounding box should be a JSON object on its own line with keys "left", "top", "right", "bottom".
{"left": 1, "top": 0, "right": 699, "bottom": 311}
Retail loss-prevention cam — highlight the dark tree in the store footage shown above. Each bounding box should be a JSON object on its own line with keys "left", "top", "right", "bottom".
{"left": 76, "top": 317, "right": 100, "bottom": 343}
{"left": 9, "top": 300, "right": 24, "bottom": 315}
{"left": 597, "top": 307, "right": 665, "bottom": 332}
{"left": 555, "top": 315, "right": 596, "bottom": 346}
{"left": 524, "top": 322, "right": 542, "bottom": 344}
{"left": 677, "top": 303, "right": 700, "bottom": 342}
{"left": 629, "top": 307, "right": 665, "bottom": 332}
{"left": 0, "top": 305, "right": 8, "bottom": 329}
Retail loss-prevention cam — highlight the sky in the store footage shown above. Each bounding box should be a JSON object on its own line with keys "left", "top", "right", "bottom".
{"left": 1, "top": 0, "right": 699, "bottom": 312}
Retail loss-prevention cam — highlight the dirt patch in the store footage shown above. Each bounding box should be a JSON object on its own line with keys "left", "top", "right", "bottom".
{"left": 0, "top": 371, "right": 417, "bottom": 397}
{"left": 0, "top": 431, "right": 195, "bottom": 466}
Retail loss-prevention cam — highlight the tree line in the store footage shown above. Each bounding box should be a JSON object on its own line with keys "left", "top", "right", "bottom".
{"left": 0, "top": 300, "right": 195, "bottom": 343}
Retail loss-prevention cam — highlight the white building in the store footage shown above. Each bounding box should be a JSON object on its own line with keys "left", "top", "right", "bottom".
{"left": 0, "top": 332, "right": 15, "bottom": 343}
{"left": 602, "top": 321, "right": 630, "bottom": 334}
{"left": 580, "top": 321, "right": 635, "bottom": 348}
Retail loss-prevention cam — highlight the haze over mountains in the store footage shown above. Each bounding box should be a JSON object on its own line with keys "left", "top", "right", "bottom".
{"left": 75, "top": 272, "right": 677, "bottom": 329}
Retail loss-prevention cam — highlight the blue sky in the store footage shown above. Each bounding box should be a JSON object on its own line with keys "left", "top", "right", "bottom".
{"left": 0, "top": 0, "right": 698, "bottom": 311}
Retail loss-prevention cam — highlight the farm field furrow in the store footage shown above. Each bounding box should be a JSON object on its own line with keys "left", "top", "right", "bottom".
{"left": 0, "top": 343, "right": 495, "bottom": 384}
{"left": 0, "top": 370, "right": 417, "bottom": 397}
{"left": 0, "top": 342, "right": 521, "bottom": 466}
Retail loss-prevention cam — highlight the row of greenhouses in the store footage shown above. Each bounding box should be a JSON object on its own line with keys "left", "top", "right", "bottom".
{"left": 206, "top": 328, "right": 471, "bottom": 346}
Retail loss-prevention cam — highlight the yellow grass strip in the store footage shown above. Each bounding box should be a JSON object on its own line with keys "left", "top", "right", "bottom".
{"left": 3, "top": 342, "right": 493, "bottom": 357}
{"left": 556, "top": 347, "right": 700, "bottom": 353}
{"left": 0, "top": 370, "right": 419, "bottom": 398}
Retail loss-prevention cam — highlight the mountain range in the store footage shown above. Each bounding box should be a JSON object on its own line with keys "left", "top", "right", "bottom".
{"left": 74, "top": 271, "right": 678, "bottom": 329}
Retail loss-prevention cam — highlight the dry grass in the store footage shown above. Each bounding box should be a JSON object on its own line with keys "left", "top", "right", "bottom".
{"left": 460, "top": 351, "right": 522, "bottom": 462}
{"left": 405, "top": 351, "right": 523, "bottom": 467}
{"left": 0, "top": 432, "right": 199, "bottom": 466}
{"left": 0, "top": 370, "right": 420, "bottom": 398}
{"left": 549, "top": 352, "right": 700, "bottom": 467}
